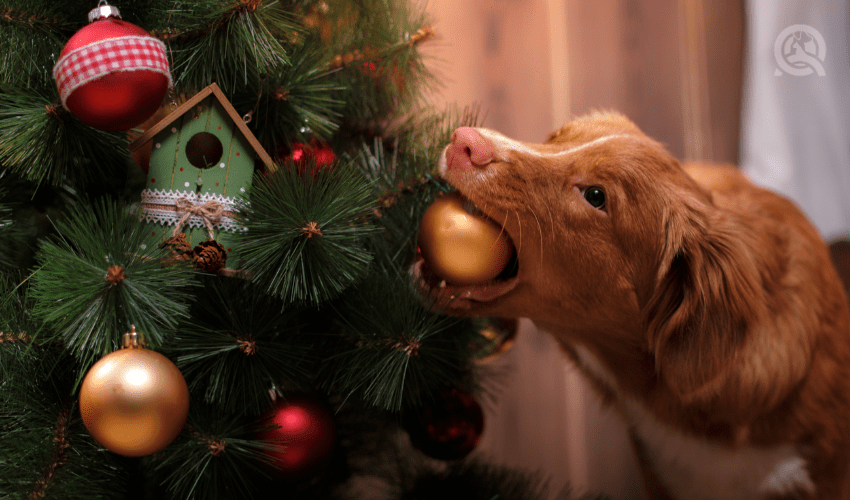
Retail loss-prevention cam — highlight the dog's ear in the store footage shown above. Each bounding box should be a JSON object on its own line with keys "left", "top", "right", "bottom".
{"left": 643, "top": 198, "right": 806, "bottom": 414}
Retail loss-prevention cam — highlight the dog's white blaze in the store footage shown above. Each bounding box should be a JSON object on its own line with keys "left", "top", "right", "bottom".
{"left": 475, "top": 128, "right": 630, "bottom": 160}
{"left": 571, "top": 346, "right": 815, "bottom": 500}
{"left": 437, "top": 147, "right": 448, "bottom": 176}
{"left": 438, "top": 129, "right": 630, "bottom": 177}
{"left": 759, "top": 456, "right": 817, "bottom": 496}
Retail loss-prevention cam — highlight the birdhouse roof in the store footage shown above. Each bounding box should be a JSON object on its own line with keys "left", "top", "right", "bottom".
{"left": 129, "top": 83, "right": 273, "bottom": 169}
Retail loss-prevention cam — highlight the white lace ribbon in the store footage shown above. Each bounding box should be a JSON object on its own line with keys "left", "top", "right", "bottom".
{"left": 140, "top": 189, "right": 246, "bottom": 233}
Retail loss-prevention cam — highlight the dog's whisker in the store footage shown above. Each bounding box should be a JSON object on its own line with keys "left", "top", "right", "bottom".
{"left": 512, "top": 209, "right": 523, "bottom": 259}
{"left": 526, "top": 206, "right": 548, "bottom": 270}
{"left": 529, "top": 207, "right": 545, "bottom": 255}
{"left": 543, "top": 203, "right": 557, "bottom": 244}
{"left": 491, "top": 209, "right": 511, "bottom": 248}
{"left": 498, "top": 210, "right": 511, "bottom": 244}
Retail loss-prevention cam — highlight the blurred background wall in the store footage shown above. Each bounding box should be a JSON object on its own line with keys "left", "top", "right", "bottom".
{"left": 420, "top": 0, "right": 849, "bottom": 498}
{"left": 421, "top": 0, "right": 744, "bottom": 159}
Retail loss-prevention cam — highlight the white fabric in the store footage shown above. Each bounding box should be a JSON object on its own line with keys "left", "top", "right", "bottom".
{"left": 740, "top": 0, "right": 850, "bottom": 240}
{"left": 140, "top": 189, "right": 246, "bottom": 233}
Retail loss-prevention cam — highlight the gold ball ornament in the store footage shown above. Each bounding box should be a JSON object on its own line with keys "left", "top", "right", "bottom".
{"left": 418, "top": 192, "right": 514, "bottom": 285}
{"left": 79, "top": 326, "right": 189, "bottom": 457}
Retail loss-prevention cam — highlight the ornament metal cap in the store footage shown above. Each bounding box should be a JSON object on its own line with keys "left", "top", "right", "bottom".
{"left": 122, "top": 325, "right": 143, "bottom": 349}
{"left": 88, "top": 1, "right": 121, "bottom": 23}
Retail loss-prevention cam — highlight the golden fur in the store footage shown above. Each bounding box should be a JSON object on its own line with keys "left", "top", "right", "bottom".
{"left": 419, "top": 112, "right": 850, "bottom": 499}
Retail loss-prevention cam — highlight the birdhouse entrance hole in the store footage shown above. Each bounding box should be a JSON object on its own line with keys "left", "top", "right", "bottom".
{"left": 185, "top": 132, "right": 224, "bottom": 169}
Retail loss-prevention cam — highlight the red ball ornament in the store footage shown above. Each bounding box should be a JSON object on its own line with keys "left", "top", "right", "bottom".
{"left": 53, "top": 3, "right": 171, "bottom": 132}
{"left": 287, "top": 141, "right": 337, "bottom": 176}
{"left": 256, "top": 395, "right": 337, "bottom": 479}
{"left": 404, "top": 388, "right": 485, "bottom": 461}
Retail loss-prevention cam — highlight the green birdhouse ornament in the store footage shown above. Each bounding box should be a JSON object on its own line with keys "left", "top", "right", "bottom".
{"left": 130, "top": 83, "right": 273, "bottom": 273}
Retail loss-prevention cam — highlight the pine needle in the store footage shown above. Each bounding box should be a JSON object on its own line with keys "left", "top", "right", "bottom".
{"left": 152, "top": 408, "right": 277, "bottom": 500}
{"left": 168, "top": 276, "right": 315, "bottom": 416}
{"left": 0, "top": 85, "right": 129, "bottom": 187}
{"left": 0, "top": 341, "right": 129, "bottom": 500}
{"left": 31, "top": 197, "right": 196, "bottom": 373}
{"left": 0, "top": 2, "right": 76, "bottom": 88}
{"left": 158, "top": 1, "right": 296, "bottom": 95}
{"left": 244, "top": 38, "right": 343, "bottom": 152}
{"left": 234, "top": 162, "right": 378, "bottom": 306}
{"left": 322, "top": 268, "right": 479, "bottom": 411}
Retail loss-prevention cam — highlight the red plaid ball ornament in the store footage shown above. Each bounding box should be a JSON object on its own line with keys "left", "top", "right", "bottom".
{"left": 52, "top": 3, "right": 171, "bottom": 132}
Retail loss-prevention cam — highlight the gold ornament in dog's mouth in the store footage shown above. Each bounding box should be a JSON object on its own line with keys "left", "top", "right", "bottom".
{"left": 417, "top": 191, "right": 515, "bottom": 286}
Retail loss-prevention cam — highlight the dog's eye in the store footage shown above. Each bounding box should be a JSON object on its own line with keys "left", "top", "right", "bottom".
{"left": 583, "top": 187, "right": 606, "bottom": 209}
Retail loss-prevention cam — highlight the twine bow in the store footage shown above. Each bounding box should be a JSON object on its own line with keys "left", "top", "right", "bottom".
{"left": 173, "top": 198, "right": 224, "bottom": 240}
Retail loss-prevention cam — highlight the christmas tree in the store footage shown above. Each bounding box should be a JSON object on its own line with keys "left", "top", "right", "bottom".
{"left": 0, "top": 1, "right": 585, "bottom": 499}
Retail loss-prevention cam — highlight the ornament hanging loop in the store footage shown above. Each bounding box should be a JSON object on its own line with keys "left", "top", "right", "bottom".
{"left": 89, "top": 1, "right": 121, "bottom": 22}
{"left": 166, "top": 86, "right": 178, "bottom": 111}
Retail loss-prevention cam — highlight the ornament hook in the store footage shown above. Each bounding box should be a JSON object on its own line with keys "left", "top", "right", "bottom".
{"left": 268, "top": 383, "right": 280, "bottom": 401}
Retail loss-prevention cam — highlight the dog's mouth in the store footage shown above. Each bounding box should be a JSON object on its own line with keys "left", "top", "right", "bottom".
{"left": 413, "top": 191, "right": 521, "bottom": 311}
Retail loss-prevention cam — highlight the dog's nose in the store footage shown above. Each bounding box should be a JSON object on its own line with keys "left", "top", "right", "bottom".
{"left": 446, "top": 127, "right": 495, "bottom": 171}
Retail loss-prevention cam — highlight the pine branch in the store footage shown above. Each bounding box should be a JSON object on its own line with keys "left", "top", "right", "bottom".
{"left": 319, "top": 0, "right": 438, "bottom": 122}
{"left": 234, "top": 162, "right": 378, "bottom": 306}
{"left": 0, "top": 188, "right": 19, "bottom": 273}
{"left": 392, "top": 103, "right": 485, "bottom": 172}
{"left": 327, "top": 25, "right": 435, "bottom": 71}
{"left": 352, "top": 104, "right": 482, "bottom": 199}
{"left": 0, "top": 85, "right": 129, "bottom": 188}
{"left": 0, "top": 272, "right": 42, "bottom": 345}
{"left": 240, "top": 37, "right": 344, "bottom": 155}
{"left": 348, "top": 104, "right": 483, "bottom": 269}
{"left": 0, "top": 177, "right": 75, "bottom": 273}
{"left": 155, "top": 0, "right": 298, "bottom": 95}
{"left": 167, "top": 276, "right": 316, "bottom": 416}
{"left": 29, "top": 396, "right": 72, "bottom": 499}
{"left": 350, "top": 137, "right": 442, "bottom": 269}
{"left": 321, "top": 267, "right": 480, "bottom": 411}
{"left": 0, "top": 340, "right": 129, "bottom": 500}
{"left": 31, "top": 198, "right": 196, "bottom": 373}
{"left": 150, "top": 407, "right": 277, "bottom": 500}
{"left": 0, "top": 4, "right": 68, "bottom": 26}
{"left": 0, "top": 3, "right": 76, "bottom": 88}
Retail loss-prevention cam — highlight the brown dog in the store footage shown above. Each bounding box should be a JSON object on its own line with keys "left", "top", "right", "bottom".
{"left": 417, "top": 112, "right": 850, "bottom": 499}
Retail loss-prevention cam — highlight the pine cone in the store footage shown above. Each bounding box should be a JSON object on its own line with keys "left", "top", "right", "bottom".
{"left": 160, "top": 232, "right": 193, "bottom": 263}
{"left": 193, "top": 240, "right": 227, "bottom": 273}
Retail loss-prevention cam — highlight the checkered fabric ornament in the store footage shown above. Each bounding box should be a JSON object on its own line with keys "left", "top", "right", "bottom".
{"left": 52, "top": 3, "right": 171, "bottom": 132}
